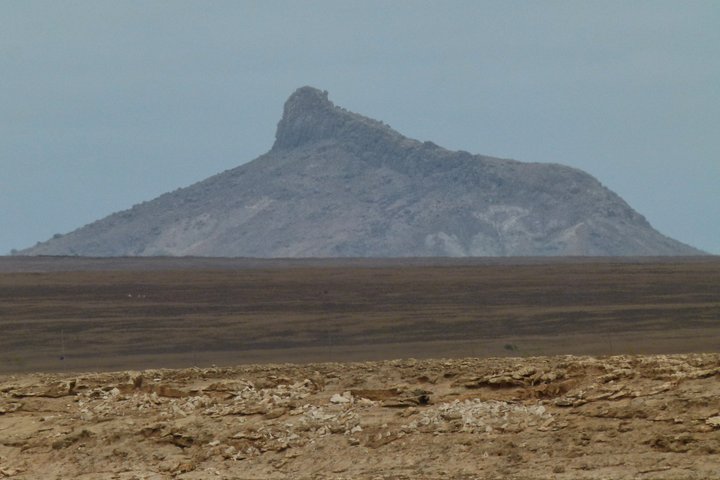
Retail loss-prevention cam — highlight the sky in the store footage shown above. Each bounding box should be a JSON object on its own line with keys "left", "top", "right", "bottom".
{"left": 2, "top": 1, "right": 719, "bottom": 255}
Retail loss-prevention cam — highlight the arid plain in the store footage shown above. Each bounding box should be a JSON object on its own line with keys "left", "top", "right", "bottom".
{"left": 1, "top": 256, "right": 719, "bottom": 478}
{"left": 1, "top": 256, "right": 719, "bottom": 373}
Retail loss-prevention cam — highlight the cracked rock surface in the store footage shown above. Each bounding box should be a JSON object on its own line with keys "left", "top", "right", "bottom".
{"left": 1, "top": 354, "right": 719, "bottom": 479}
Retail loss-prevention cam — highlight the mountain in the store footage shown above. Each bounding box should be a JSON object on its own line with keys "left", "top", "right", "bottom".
{"left": 19, "top": 86, "right": 702, "bottom": 257}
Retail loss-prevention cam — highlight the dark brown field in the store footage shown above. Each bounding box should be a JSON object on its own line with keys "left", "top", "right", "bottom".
{"left": 1, "top": 256, "right": 718, "bottom": 373}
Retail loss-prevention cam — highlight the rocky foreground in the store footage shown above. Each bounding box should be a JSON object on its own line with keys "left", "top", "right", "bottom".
{"left": 1, "top": 354, "right": 719, "bottom": 479}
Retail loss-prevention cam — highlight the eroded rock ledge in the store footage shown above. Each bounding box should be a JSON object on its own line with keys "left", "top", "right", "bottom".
{"left": 1, "top": 354, "right": 719, "bottom": 479}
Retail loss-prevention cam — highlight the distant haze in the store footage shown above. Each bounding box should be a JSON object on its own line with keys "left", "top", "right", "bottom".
{"left": 2, "top": 1, "right": 718, "bottom": 254}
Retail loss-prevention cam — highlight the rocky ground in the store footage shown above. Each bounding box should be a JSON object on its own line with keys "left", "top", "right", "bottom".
{"left": 1, "top": 354, "right": 719, "bottom": 479}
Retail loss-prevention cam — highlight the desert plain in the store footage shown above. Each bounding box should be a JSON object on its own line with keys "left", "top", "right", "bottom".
{"left": 0, "top": 256, "right": 719, "bottom": 479}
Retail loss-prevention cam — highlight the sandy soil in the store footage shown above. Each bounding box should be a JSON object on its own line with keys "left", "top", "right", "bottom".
{"left": 1, "top": 353, "right": 719, "bottom": 479}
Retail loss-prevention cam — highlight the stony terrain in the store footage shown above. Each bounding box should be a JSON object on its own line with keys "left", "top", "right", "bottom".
{"left": 20, "top": 87, "right": 701, "bottom": 257}
{"left": 1, "top": 354, "right": 719, "bottom": 479}
{"left": 2, "top": 257, "right": 717, "bottom": 478}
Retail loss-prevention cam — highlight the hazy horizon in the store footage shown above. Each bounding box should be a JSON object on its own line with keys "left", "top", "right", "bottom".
{"left": 2, "top": 1, "right": 718, "bottom": 254}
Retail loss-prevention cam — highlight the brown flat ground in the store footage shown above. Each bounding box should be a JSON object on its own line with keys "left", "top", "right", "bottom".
{"left": 1, "top": 256, "right": 719, "bottom": 479}
{"left": 0, "top": 256, "right": 718, "bottom": 373}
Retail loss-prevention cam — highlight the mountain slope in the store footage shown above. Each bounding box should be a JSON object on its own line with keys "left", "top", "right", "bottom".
{"left": 20, "top": 87, "right": 702, "bottom": 257}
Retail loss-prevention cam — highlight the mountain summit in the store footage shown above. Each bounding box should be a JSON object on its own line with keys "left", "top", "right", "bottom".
{"left": 20, "top": 86, "right": 702, "bottom": 257}
{"left": 273, "top": 87, "right": 403, "bottom": 151}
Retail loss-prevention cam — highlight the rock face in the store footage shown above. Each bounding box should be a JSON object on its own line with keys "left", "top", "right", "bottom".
{"left": 2, "top": 354, "right": 720, "bottom": 479}
{"left": 20, "top": 86, "right": 702, "bottom": 257}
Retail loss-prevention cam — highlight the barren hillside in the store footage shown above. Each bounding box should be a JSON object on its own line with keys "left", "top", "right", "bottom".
{"left": 20, "top": 87, "right": 702, "bottom": 257}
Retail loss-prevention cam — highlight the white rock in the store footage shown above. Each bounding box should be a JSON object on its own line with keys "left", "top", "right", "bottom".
{"left": 330, "top": 393, "right": 350, "bottom": 404}
{"left": 706, "top": 416, "right": 720, "bottom": 428}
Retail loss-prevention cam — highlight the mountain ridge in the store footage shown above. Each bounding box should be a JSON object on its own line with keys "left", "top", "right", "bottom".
{"left": 19, "top": 86, "right": 703, "bottom": 257}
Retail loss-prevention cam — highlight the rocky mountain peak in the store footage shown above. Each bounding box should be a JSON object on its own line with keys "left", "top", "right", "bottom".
{"left": 273, "top": 86, "right": 402, "bottom": 151}
{"left": 18, "top": 87, "right": 704, "bottom": 257}
{"left": 273, "top": 86, "right": 337, "bottom": 150}
{"left": 284, "top": 86, "right": 333, "bottom": 112}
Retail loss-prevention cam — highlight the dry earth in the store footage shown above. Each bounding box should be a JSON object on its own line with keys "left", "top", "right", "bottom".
{"left": 1, "top": 257, "right": 718, "bottom": 478}
{"left": 2, "top": 354, "right": 720, "bottom": 479}
{"left": 2, "top": 257, "right": 719, "bottom": 374}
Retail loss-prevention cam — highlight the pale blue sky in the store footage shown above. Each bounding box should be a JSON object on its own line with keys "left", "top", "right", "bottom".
{"left": 2, "top": 1, "right": 718, "bottom": 254}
